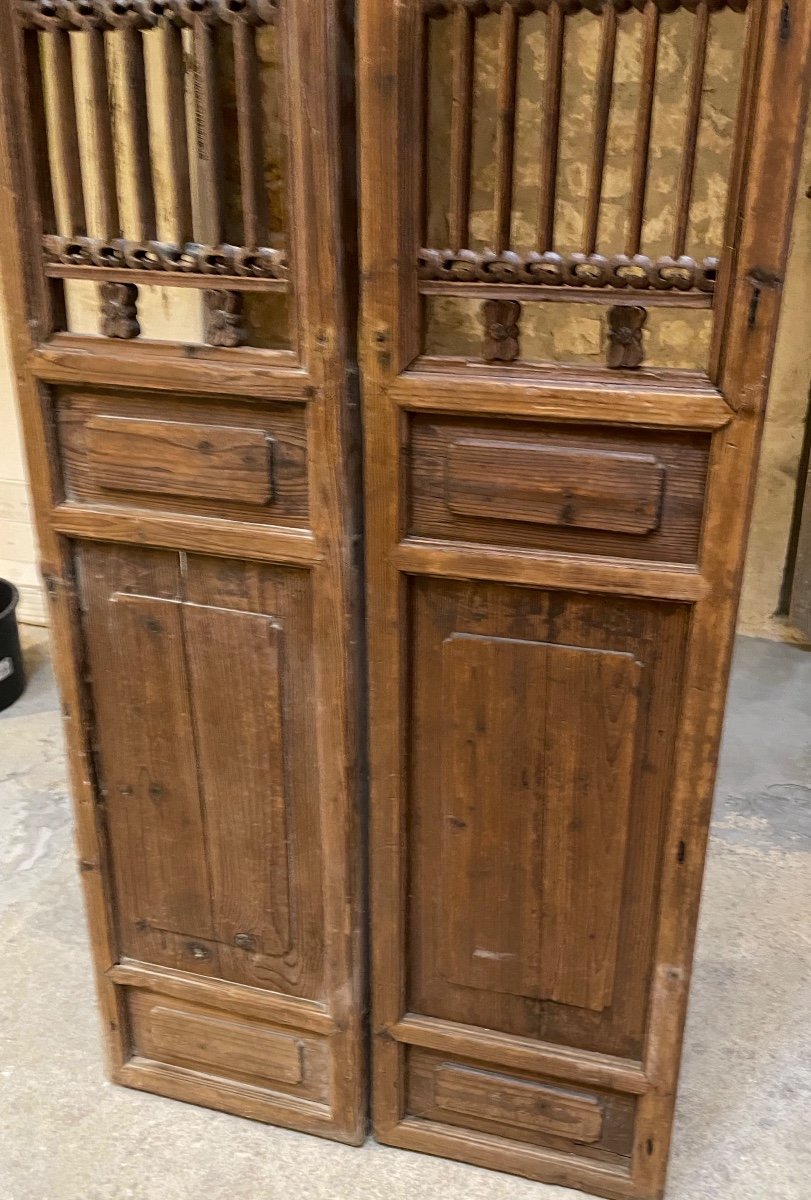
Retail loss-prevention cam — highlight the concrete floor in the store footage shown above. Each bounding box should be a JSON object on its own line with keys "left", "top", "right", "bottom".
{"left": 0, "top": 628, "right": 809, "bottom": 1200}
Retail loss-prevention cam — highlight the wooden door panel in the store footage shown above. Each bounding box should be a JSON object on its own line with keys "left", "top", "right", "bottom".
{"left": 410, "top": 579, "right": 688, "bottom": 1060}
{"left": 84, "top": 415, "right": 275, "bottom": 507}
{"left": 439, "top": 632, "right": 641, "bottom": 1012}
{"left": 360, "top": 0, "right": 811, "bottom": 1194}
{"left": 182, "top": 606, "right": 292, "bottom": 963}
{"left": 1, "top": 0, "right": 363, "bottom": 1143}
{"left": 408, "top": 415, "right": 710, "bottom": 563}
{"left": 57, "top": 389, "right": 309, "bottom": 527}
{"left": 77, "top": 542, "right": 326, "bottom": 997}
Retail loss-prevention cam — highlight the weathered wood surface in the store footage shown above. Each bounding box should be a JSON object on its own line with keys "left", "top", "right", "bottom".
{"left": 0, "top": 0, "right": 365, "bottom": 1145}
{"left": 359, "top": 1, "right": 811, "bottom": 1196}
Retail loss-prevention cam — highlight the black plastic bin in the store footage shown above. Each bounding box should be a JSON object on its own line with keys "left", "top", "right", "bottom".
{"left": 0, "top": 580, "right": 25, "bottom": 712}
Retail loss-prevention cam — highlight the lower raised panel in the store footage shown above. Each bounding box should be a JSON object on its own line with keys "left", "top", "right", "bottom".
{"left": 406, "top": 1049, "right": 636, "bottom": 1162}
{"left": 407, "top": 578, "right": 689, "bottom": 1062}
{"left": 127, "top": 988, "right": 329, "bottom": 1102}
{"left": 74, "top": 541, "right": 362, "bottom": 1142}
{"left": 77, "top": 542, "right": 323, "bottom": 998}
{"left": 376, "top": 574, "right": 692, "bottom": 1193}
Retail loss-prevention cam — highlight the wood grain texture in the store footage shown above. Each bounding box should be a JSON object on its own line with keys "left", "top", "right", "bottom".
{"left": 445, "top": 439, "right": 665, "bottom": 535}
{"left": 84, "top": 415, "right": 274, "bottom": 505}
{"left": 405, "top": 1048, "right": 638, "bottom": 1163}
{"left": 439, "top": 634, "right": 640, "bottom": 1013}
{"left": 58, "top": 390, "right": 307, "bottom": 525}
{"left": 360, "top": 1, "right": 811, "bottom": 1194}
{"left": 409, "top": 580, "right": 688, "bottom": 1060}
{"left": 0, "top": 0, "right": 365, "bottom": 1145}
{"left": 432, "top": 1064, "right": 604, "bottom": 1144}
{"left": 148, "top": 1006, "right": 304, "bottom": 1086}
{"left": 126, "top": 987, "right": 330, "bottom": 1102}
{"left": 410, "top": 416, "right": 707, "bottom": 563}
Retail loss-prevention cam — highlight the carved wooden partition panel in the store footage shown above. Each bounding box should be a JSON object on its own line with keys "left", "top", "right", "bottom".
{"left": 359, "top": 1, "right": 810, "bottom": 1196}
{"left": 0, "top": 0, "right": 365, "bottom": 1143}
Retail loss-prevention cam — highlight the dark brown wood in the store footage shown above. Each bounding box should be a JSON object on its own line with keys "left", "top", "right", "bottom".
{"left": 607, "top": 305, "right": 647, "bottom": 369}
{"left": 157, "top": 23, "right": 194, "bottom": 246}
{"left": 100, "top": 282, "right": 140, "bottom": 339}
{"left": 409, "top": 416, "right": 707, "bottom": 564}
{"left": 83, "top": 414, "right": 275, "bottom": 505}
{"left": 203, "top": 288, "right": 248, "bottom": 347}
{"left": 359, "top": 4, "right": 811, "bottom": 1200}
{"left": 481, "top": 299, "right": 521, "bottom": 362}
{"left": 445, "top": 438, "right": 665, "bottom": 534}
{"left": 0, "top": 0, "right": 364, "bottom": 1146}
{"left": 192, "top": 20, "right": 224, "bottom": 247}
{"left": 233, "top": 20, "right": 268, "bottom": 248}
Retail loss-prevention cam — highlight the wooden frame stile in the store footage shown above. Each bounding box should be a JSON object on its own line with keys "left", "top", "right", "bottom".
{"left": 358, "top": 2, "right": 811, "bottom": 1198}
{"left": 0, "top": 0, "right": 366, "bottom": 1144}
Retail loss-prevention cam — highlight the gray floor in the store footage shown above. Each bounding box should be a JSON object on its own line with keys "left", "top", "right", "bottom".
{"left": 1, "top": 628, "right": 809, "bottom": 1200}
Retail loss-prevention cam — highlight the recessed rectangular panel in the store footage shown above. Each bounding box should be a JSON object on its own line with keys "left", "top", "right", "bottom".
{"left": 433, "top": 1064, "right": 604, "bottom": 1144}
{"left": 149, "top": 1006, "right": 303, "bottom": 1086}
{"left": 57, "top": 390, "right": 309, "bottom": 527}
{"left": 86, "top": 415, "right": 274, "bottom": 506}
{"left": 409, "top": 578, "right": 690, "bottom": 1060}
{"left": 409, "top": 416, "right": 710, "bottom": 564}
{"left": 125, "top": 986, "right": 331, "bottom": 1104}
{"left": 441, "top": 633, "right": 640, "bottom": 1013}
{"left": 447, "top": 439, "right": 664, "bottom": 535}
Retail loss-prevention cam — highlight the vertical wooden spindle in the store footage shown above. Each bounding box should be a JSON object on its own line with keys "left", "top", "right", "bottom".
{"left": 673, "top": 0, "right": 709, "bottom": 259}
{"left": 233, "top": 21, "right": 267, "bottom": 248}
{"left": 80, "top": 29, "right": 120, "bottom": 239}
{"left": 449, "top": 7, "right": 475, "bottom": 252}
{"left": 192, "top": 19, "right": 224, "bottom": 247}
{"left": 418, "top": 13, "right": 430, "bottom": 248}
{"left": 36, "top": 30, "right": 80, "bottom": 238}
{"left": 537, "top": 1, "right": 564, "bottom": 253}
{"left": 154, "top": 23, "right": 193, "bottom": 247}
{"left": 626, "top": 1, "right": 659, "bottom": 256}
{"left": 114, "top": 28, "right": 156, "bottom": 242}
{"left": 20, "top": 26, "right": 64, "bottom": 332}
{"left": 582, "top": 3, "right": 617, "bottom": 256}
{"left": 493, "top": 4, "right": 519, "bottom": 254}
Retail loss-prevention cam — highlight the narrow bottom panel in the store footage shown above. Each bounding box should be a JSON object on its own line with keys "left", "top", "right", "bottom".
{"left": 374, "top": 1032, "right": 642, "bottom": 1200}
{"left": 111, "top": 962, "right": 363, "bottom": 1144}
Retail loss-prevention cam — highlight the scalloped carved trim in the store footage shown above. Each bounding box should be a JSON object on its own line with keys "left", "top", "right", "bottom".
{"left": 423, "top": 1, "right": 748, "bottom": 16}
{"left": 419, "top": 248, "right": 717, "bottom": 294}
{"left": 43, "top": 235, "right": 289, "bottom": 281}
{"left": 16, "top": 0, "right": 279, "bottom": 30}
